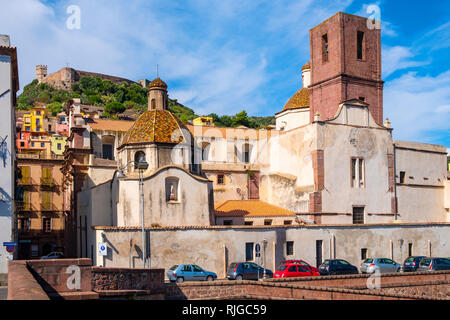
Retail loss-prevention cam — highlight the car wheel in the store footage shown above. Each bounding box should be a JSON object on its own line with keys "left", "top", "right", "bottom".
{"left": 206, "top": 275, "right": 214, "bottom": 281}
{"left": 235, "top": 275, "right": 243, "bottom": 281}
{"left": 176, "top": 277, "right": 184, "bottom": 283}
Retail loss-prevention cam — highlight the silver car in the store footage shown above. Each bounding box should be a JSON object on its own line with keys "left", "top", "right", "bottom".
{"left": 360, "top": 258, "right": 402, "bottom": 274}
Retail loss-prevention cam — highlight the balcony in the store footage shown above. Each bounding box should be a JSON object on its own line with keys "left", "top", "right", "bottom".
{"left": 18, "top": 177, "right": 34, "bottom": 186}
{"left": 16, "top": 153, "right": 64, "bottom": 160}
{"left": 16, "top": 202, "right": 33, "bottom": 212}
{"left": 40, "top": 177, "right": 56, "bottom": 188}
{"left": 40, "top": 202, "right": 55, "bottom": 211}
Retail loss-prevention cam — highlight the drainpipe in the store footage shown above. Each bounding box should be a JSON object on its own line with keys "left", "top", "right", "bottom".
{"left": 393, "top": 144, "right": 398, "bottom": 220}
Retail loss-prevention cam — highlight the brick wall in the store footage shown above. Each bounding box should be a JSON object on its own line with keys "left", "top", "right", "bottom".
{"left": 165, "top": 271, "right": 450, "bottom": 300}
{"left": 91, "top": 267, "right": 164, "bottom": 291}
{"left": 165, "top": 280, "right": 414, "bottom": 300}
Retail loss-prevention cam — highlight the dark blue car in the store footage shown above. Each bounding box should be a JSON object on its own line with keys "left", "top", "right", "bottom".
{"left": 401, "top": 256, "right": 426, "bottom": 272}
{"left": 226, "top": 262, "right": 273, "bottom": 280}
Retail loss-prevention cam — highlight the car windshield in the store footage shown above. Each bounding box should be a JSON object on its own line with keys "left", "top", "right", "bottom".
{"left": 192, "top": 265, "right": 203, "bottom": 272}
{"left": 277, "top": 265, "right": 288, "bottom": 271}
{"left": 322, "top": 260, "right": 330, "bottom": 265}
{"left": 405, "top": 257, "right": 414, "bottom": 263}
{"left": 169, "top": 265, "right": 178, "bottom": 271}
{"left": 363, "top": 259, "right": 373, "bottom": 263}
{"left": 421, "top": 259, "right": 431, "bottom": 266}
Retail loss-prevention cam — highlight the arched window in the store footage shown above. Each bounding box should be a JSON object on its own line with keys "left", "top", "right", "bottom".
{"left": 151, "top": 99, "right": 156, "bottom": 110}
{"left": 165, "top": 177, "right": 179, "bottom": 202}
{"left": 201, "top": 142, "right": 211, "bottom": 161}
{"left": 134, "top": 151, "right": 146, "bottom": 170}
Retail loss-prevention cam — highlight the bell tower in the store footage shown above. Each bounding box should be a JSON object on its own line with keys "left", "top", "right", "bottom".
{"left": 309, "top": 12, "right": 384, "bottom": 125}
{"left": 148, "top": 78, "right": 168, "bottom": 111}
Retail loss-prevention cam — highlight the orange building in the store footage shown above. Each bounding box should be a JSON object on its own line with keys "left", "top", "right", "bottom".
{"left": 16, "top": 153, "right": 65, "bottom": 259}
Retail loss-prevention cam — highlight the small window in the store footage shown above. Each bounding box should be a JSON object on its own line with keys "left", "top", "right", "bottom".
{"left": 244, "top": 221, "right": 253, "bottom": 226}
{"left": 25, "top": 126, "right": 30, "bottom": 131}
{"left": 223, "top": 220, "right": 233, "bottom": 226}
{"left": 151, "top": 99, "right": 156, "bottom": 110}
{"left": 283, "top": 220, "right": 292, "bottom": 225}
{"left": 361, "top": 248, "right": 368, "bottom": 260}
{"left": 408, "top": 243, "right": 413, "bottom": 257}
{"left": 358, "top": 96, "right": 365, "bottom": 102}
{"left": 351, "top": 158, "right": 365, "bottom": 188}
{"left": 353, "top": 207, "right": 365, "bottom": 224}
{"left": 57, "top": 143, "right": 61, "bottom": 150}
{"left": 245, "top": 242, "right": 254, "bottom": 261}
{"left": 217, "top": 174, "right": 224, "bottom": 185}
{"left": 31, "top": 142, "right": 34, "bottom": 147}
{"left": 43, "top": 218, "right": 52, "bottom": 232}
{"left": 357, "top": 31, "right": 364, "bottom": 60}
{"left": 286, "top": 241, "right": 294, "bottom": 256}
{"left": 41, "top": 143, "right": 44, "bottom": 147}
{"left": 322, "top": 33, "right": 329, "bottom": 62}
{"left": 264, "top": 219, "right": 272, "bottom": 226}
{"left": 400, "top": 171, "right": 406, "bottom": 183}
{"left": 165, "top": 177, "right": 179, "bottom": 202}
{"left": 20, "top": 142, "right": 25, "bottom": 147}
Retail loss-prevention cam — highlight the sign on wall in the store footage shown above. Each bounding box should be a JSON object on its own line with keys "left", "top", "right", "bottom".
{"left": 98, "top": 242, "right": 107, "bottom": 256}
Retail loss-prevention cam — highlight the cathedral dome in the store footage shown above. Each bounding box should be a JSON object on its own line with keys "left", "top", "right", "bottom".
{"left": 120, "top": 110, "right": 189, "bottom": 147}
{"left": 281, "top": 87, "right": 310, "bottom": 112}
{"left": 148, "top": 77, "right": 168, "bottom": 89}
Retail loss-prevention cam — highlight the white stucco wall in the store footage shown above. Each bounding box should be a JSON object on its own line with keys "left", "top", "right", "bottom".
{"left": 275, "top": 108, "right": 310, "bottom": 131}
{"left": 118, "top": 167, "right": 213, "bottom": 227}
{"left": 0, "top": 52, "right": 15, "bottom": 274}
{"left": 92, "top": 223, "right": 450, "bottom": 277}
{"left": 394, "top": 141, "right": 447, "bottom": 222}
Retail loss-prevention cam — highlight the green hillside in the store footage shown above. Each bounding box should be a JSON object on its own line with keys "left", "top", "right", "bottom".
{"left": 17, "top": 76, "right": 274, "bottom": 128}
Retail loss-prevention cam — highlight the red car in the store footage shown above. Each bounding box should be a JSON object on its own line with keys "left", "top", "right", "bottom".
{"left": 274, "top": 263, "right": 320, "bottom": 278}
{"left": 281, "top": 259, "right": 320, "bottom": 273}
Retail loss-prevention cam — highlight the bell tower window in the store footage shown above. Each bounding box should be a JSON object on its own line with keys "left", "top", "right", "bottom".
{"left": 322, "top": 33, "right": 328, "bottom": 62}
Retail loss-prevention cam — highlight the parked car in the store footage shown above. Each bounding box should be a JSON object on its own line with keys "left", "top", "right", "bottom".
{"left": 226, "top": 262, "right": 273, "bottom": 280}
{"left": 280, "top": 259, "right": 320, "bottom": 273}
{"left": 360, "top": 258, "right": 402, "bottom": 274}
{"left": 401, "top": 256, "right": 427, "bottom": 272}
{"left": 40, "top": 251, "right": 65, "bottom": 259}
{"left": 318, "top": 259, "right": 358, "bottom": 275}
{"left": 418, "top": 257, "right": 450, "bottom": 271}
{"left": 274, "top": 263, "right": 320, "bottom": 278}
{"left": 167, "top": 264, "right": 217, "bottom": 283}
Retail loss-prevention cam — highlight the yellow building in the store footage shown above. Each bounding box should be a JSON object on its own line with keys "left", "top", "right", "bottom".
{"left": 193, "top": 116, "right": 214, "bottom": 126}
{"left": 22, "top": 106, "right": 48, "bottom": 132}
{"left": 50, "top": 135, "right": 67, "bottom": 155}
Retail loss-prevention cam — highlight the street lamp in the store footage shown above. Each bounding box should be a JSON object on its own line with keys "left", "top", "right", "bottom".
{"left": 117, "top": 155, "right": 149, "bottom": 268}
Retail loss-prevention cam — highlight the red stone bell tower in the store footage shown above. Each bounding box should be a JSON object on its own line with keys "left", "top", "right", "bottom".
{"left": 309, "top": 12, "right": 384, "bottom": 125}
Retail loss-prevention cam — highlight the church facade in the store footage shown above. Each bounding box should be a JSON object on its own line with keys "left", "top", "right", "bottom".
{"left": 62, "top": 12, "right": 449, "bottom": 266}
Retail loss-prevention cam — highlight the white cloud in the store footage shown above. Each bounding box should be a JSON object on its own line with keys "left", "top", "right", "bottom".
{"left": 382, "top": 46, "right": 429, "bottom": 78}
{"left": 384, "top": 70, "right": 450, "bottom": 146}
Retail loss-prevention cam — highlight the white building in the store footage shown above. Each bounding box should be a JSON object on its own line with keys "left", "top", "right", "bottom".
{"left": 0, "top": 35, "right": 19, "bottom": 278}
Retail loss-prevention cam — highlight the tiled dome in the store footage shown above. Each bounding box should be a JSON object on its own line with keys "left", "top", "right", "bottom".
{"left": 120, "top": 110, "right": 188, "bottom": 146}
{"left": 148, "top": 77, "right": 168, "bottom": 89}
{"left": 301, "top": 62, "right": 311, "bottom": 70}
{"left": 281, "top": 88, "right": 310, "bottom": 112}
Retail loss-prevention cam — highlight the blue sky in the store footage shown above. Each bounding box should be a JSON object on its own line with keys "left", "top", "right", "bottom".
{"left": 1, "top": 0, "right": 449, "bottom": 149}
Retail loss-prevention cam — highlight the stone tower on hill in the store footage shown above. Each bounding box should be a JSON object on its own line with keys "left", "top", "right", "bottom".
{"left": 309, "top": 12, "right": 384, "bottom": 125}
{"left": 35, "top": 66, "right": 136, "bottom": 90}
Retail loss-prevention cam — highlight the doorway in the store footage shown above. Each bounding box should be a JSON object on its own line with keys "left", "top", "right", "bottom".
{"left": 316, "top": 240, "right": 323, "bottom": 268}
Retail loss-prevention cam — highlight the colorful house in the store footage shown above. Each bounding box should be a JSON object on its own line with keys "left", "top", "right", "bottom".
{"left": 22, "top": 106, "right": 48, "bottom": 133}
{"left": 193, "top": 116, "right": 214, "bottom": 126}
{"left": 50, "top": 135, "right": 67, "bottom": 155}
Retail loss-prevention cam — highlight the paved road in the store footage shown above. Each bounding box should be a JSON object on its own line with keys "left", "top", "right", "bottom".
{"left": 0, "top": 287, "right": 7, "bottom": 300}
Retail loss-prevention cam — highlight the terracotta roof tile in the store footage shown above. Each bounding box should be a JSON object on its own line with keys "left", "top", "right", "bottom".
{"left": 281, "top": 88, "right": 310, "bottom": 112}
{"left": 301, "top": 62, "right": 311, "bottom": 70}
{"left": 88, "top": 119, "right": 133, "bottom": 132}
{"left": 148, "top": 78, "right": 167, "bottom": 89}
{"left": 120, "top": 110, "right": 187, "bottom": 146}
{"left": 215, "top": 200, "right": 295, "bottom": 217}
